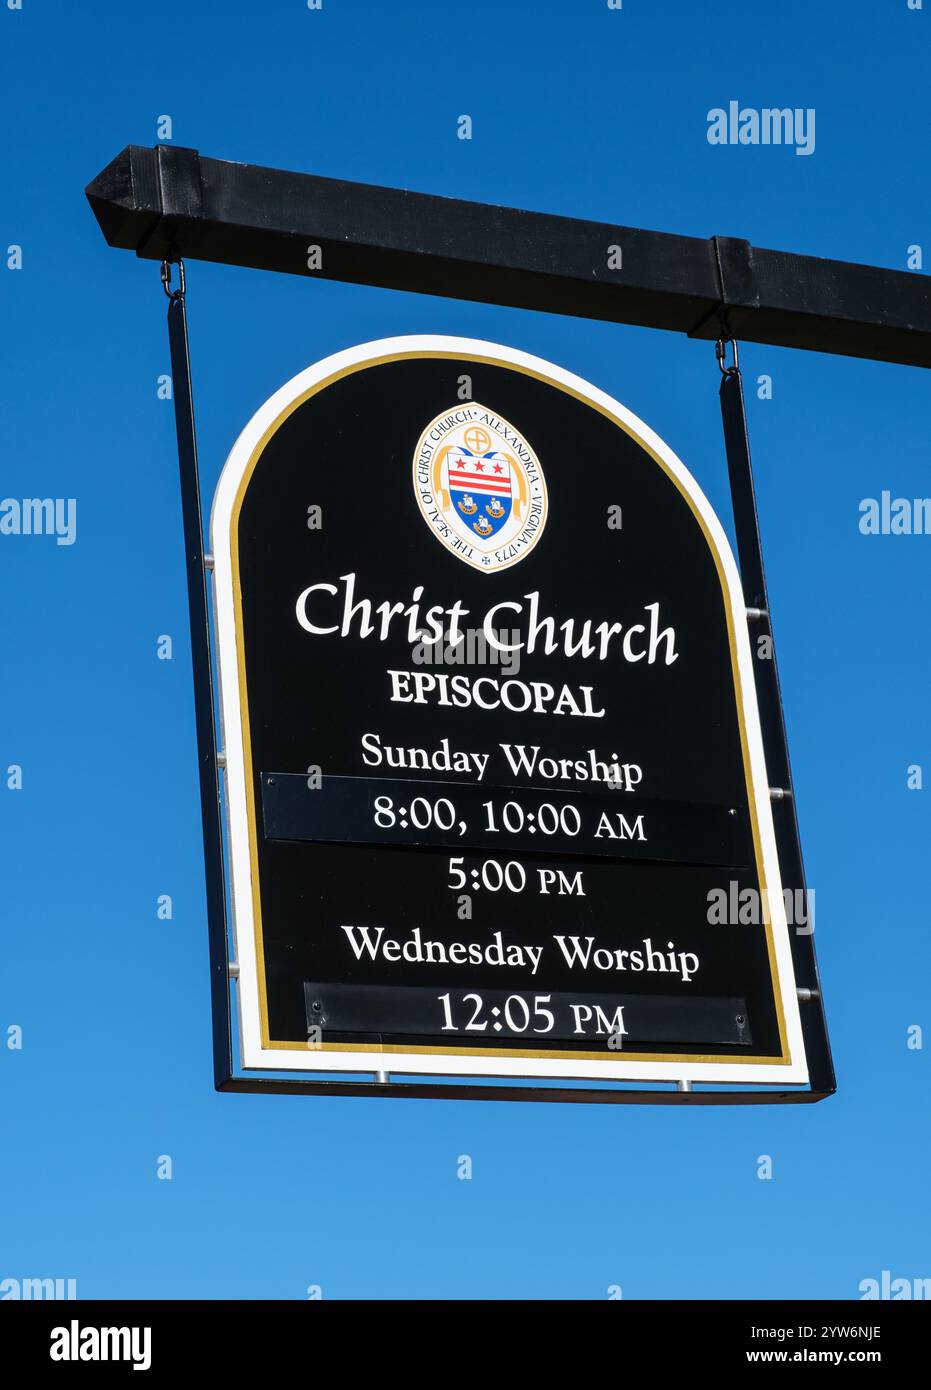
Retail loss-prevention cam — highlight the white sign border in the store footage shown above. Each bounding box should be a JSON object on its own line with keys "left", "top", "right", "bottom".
{"left": 210, "top": 335, "right": 808, "bottom": 1086}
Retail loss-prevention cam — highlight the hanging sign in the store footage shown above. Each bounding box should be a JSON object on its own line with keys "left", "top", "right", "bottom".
{"left": 211, "top": 336, "right": 807, "bottom": 1085}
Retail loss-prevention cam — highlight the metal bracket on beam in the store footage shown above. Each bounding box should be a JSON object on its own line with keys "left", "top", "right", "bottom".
{"left": 139, "top": 146, "right": 204, "bottom": 261}
{"left": 688, "top": 235, "right": 757, "bottom": 343}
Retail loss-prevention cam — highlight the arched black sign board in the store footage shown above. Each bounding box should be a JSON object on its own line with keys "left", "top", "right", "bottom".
{"left": 210, "top": 336, "right": 819, "bottom": 1094}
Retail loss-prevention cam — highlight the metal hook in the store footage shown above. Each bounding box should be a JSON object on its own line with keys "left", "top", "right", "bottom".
{"left": 715, "top": 336, "right": 740, "bottom": 376}
{"left": 160, "top": 259, "right": 186, "bottom": 301}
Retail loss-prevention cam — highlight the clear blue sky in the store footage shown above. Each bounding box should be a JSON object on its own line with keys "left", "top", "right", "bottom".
{"left": 1, "top": 0, "right": 929, "bottom": 1300}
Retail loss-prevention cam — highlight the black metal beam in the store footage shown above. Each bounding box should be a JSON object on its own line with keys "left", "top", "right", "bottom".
{"left": 86, "top": 145, "right": 931, "bottom": 369}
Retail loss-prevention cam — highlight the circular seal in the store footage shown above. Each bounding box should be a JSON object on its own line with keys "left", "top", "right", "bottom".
{"left": 412, "top": 403, "right": 548, "bottom": 572}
